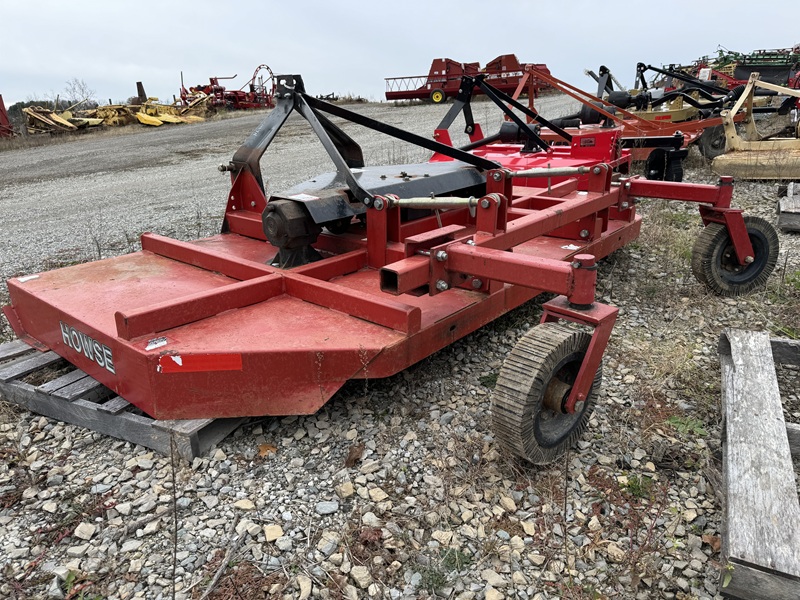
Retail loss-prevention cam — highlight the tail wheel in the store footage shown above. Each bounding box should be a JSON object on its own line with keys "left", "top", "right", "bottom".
{"left": 430, "top": 89, "right": 446, "bottom": 104}
{"left": 645, "top": 149, "right": 667, "bottom": 180}
{"left": 698, "top": 125, "right": 726, "bottom": 159}
{"left": 645, "top": 150, "right": 683, "bottom": 181}
{"left": 665, "top": 156, "right": 684, "bottom": 182}
{"left": 491, "top": 323, "right": 601, "bottom": 465}
{"left": 691, "top": 215, "right": 779, "bottom": 296}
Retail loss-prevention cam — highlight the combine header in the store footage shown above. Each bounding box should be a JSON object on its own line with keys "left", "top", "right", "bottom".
{"left": 2, "top": 75, "right": 779, "bottom": 463}
{"left": 385, "top": 54, "right": 551, "bottom": 104}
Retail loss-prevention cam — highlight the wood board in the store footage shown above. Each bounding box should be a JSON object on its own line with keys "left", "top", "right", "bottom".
{"left": 0, "top": 341, "right": 246, "bottom": 460}
{"left": 718, "top": 330, "right": 800, "bottom": 600}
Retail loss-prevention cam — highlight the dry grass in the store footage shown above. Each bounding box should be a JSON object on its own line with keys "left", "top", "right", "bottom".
{"left": 191, "top": 552, "right": 287, "bottom": 599}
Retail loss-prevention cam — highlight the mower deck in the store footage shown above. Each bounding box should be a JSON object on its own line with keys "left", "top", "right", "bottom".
{"left": 6, "top": 191, "right": 641, "bottom": 420}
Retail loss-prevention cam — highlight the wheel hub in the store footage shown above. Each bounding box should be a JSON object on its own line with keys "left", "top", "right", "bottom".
{"left": 543, "top": 377, "right": 572, "bottom": 414}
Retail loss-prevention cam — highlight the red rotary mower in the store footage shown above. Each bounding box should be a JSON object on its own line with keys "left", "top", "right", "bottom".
{"left": 3, "top": 75, "right": 779, "bottom": 464}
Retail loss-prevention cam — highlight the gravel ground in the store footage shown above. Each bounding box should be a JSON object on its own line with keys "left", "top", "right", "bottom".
{"left": 0, "top": 98, "right": 798, "bottom": 600}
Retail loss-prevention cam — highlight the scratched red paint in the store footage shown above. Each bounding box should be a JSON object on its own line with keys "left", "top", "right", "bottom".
{"left": 158, "top": 353, "right": 243, "bottom": 373}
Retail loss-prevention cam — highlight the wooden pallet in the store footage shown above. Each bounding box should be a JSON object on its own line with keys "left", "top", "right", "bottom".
{"left": 718, "top": 330, "right": 800, "bottom": 600}
{"left": 0, "top": 340, "right": 246, "bottom": 460}
{"left": 777, "top": 181, "right": 800, "bottom": 233}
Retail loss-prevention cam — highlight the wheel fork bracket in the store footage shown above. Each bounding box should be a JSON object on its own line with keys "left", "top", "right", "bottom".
{"left": 540, "top": 296, "right": 618, "bottom": 414}
{"left": 699, "top": 206, "right": 756, "bottom": 265}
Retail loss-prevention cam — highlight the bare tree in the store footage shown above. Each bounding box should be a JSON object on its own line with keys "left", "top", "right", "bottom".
{"left": 64, "top": 78, "right": 97, "bottom": 108}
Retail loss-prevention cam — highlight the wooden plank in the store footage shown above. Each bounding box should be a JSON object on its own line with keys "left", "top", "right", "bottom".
{"left": 0, "top": 351, "right": 63, "bottom": 382}
{"left": 0, "top": 375, "right": 244, "bottom": 461}
{"left": 96, "top": 396, "right": 131, "bottom": 415}
{"left": 721, "top": 560, "right": 800, "bottom": 600}
{"left": 778, "top": 188, "right": 800, "bottom": 232}
{"left": 0, "top": 339, "right": 35, "bottom": 362}
{"left": 51, "top": 376, "right": 111, "bottom": 403}
{"left": 0, "top": 380, "right": 175, "bottom": 456}
{"left": 719, "top": 329, "right": 800, "bottom": 599}
{"left": 36, "top": 369, "right": 88, "bottom": 394}
{"left": 191, "top": 418, "right": 248, "bottom": 457}
{"left": 152, "top": 418, "right": 214, "bottom": 435}
{"left": 771, "top": 338, "right": 800, "bottom": 366}
{"left": 153, "top": 417, "right": 246, "bottom": 458}
{"left": 787, "top": 423, "right": 800, "bottom": 461}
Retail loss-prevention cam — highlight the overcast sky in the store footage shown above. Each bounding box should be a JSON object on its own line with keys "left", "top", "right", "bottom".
{"left": 1, "top": 1, "right": 798, "bottom": 107}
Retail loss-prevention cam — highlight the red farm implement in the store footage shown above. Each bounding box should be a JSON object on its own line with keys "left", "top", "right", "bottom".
{"left": 505, "top": 65, "right": 767, "bottom": 176}
{"left": 180, "top": 64, "right": 276, "bottom": 110}
{"left": 385, "top": 54, "right": 551, "bottom": 104}
{"left": 0, "top": 95, "right": 16, "bottom": 138}
{"left": 3, "top": 75, "right": 779, "bottom": 464}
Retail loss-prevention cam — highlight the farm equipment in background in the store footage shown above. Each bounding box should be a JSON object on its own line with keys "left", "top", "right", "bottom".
{"left": 2, "top": 74, "right": 779, "bottom": 465}
{"left": 665, "top": 44, "right": 800, "bottom": 91}
{"left": 515, "top": 65, "right": 784, "bottom": 175}
{"left": 385, "top": 54, "right": 551, "bottom": 104}
{"left": 0, "top": 95, "right": 16, "bottom": 138}
{"left": 712, "top": 73, "right": 800, "bottom": 180}
{"left": 180, "top": 64, "right": 276, "bottom": 110}
{"left": 585, "top": 63, "right": 762, "bottom": 161}
{"left": 21, "top": 99, "right": 104, "bottom": 135}
{"left": 590, "top": 63, "right": 749, "bottom": 124}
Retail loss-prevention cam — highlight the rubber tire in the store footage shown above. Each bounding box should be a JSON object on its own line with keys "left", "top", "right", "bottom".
{"left": 698, "top": 125, "right": 726, "bottom": 159}
{"left": 691, "top": 216, "right": 779, "bottom": 297}
{"left": 645, "top": 149, "right": 667, "bottom": 180}
{"left": 665, "top": 156, "right": 684, "bottom": 182}
{"left": 430, "top": 89, "right": 446, "bottom": 104}
{"left": 491, "top": 323, "right": 602, "bottom": 465}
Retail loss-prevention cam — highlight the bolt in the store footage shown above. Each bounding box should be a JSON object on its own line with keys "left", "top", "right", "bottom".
{"left": 744, "top": 255, "right": 754, "bottom": 264}
{"left": 579, "top": 229, "right": 590, "bottom": 238}
{"left": 471, "top": 278, "right": 483, "bottom": 289}
{"left": 621, "top": 202, "right": 629, "bottom": 209}
{"left": 573, "top": 400, "right": 585, "bottom": 414}
{"left": 435, "top": 250, "right": 448, "bottom": 262}
{"left": 571, "top": 260, "right": 582, "bottom": 269}
{"left": 492, "top": 172, "right": 502, "bottom": 182}
{"left": 373, "top": 198, "right": 384, "bottom": 210}
{"left": 592, "top": 166, "right": 601, "bottom": 175}
{"left": 466, "top": 239, "right": 476, "bottom": 246}
{"left": 624, "top": 181, "right": 631, "bottom": 190}
{"left": 250, "top": 201, "right": 256, "bottom": 207}
{"left": 480, "top": 198, "right": 490, "bottom": 209}
{"left": 435, "top": 280, "right": 449, "bottom": 291}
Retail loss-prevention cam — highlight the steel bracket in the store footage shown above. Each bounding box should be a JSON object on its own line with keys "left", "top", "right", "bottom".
{"left": 540, "top": 296, "right": 618, "bottom": 414}
{"left": 698, "top": 205, "right": 756, "bottom": 265}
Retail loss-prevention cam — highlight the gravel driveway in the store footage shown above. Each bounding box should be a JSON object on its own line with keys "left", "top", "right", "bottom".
{"left": 0, "top": 98, "right": 798, "bottom": 600}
